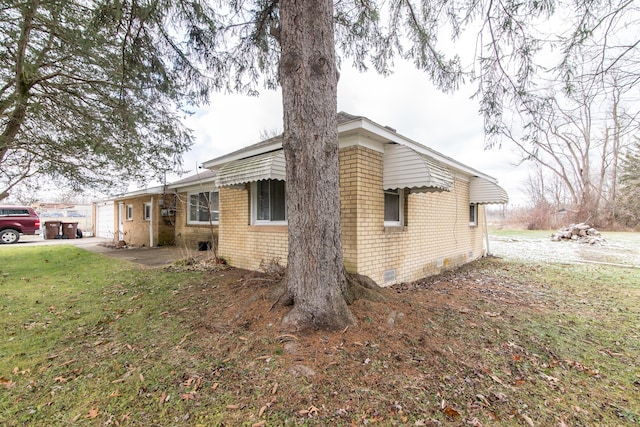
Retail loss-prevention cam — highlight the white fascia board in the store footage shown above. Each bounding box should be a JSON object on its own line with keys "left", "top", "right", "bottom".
{"left": 114, "top": 185, "right": 167, "bottom": 200}
{"left": 174, "top": 183, "right": 218, "bottom": 194}
{"left": 92, "top": 198, "right": 117, "bottom": 204}
{"left": 168, "top": 176, "right": 217, "bottom": 191}
{"left": 202, "top": 140, "right": 283, "bottom": 169}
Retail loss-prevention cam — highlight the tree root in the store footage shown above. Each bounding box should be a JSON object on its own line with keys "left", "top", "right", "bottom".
{"left": 266, "top": 268, "right": 391, "bottom": 310}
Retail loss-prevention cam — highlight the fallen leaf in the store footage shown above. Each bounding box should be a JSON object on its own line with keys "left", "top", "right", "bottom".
{"left": 490, "top": 375, "right": 505, "bottom": 385}
{"left": 54, "top": 376, "right": 67, "bottom": 383}
{"left": 180, "top": 393, "right": 195, "bottom": 401}
{"left": 521, "top": 413, "right": 535, "bottom": 427}
{"left": 258, "top": 405, "right": 267, "bottom": 417}
{"left": 226, "top": 404, "right": 240, "bottom": 410}
{"left": 85, "top": 408, "right": 99, "bottom": 419}
{"left": 252, "top": 422, "right": 266, "bottom": 427}
{"left": 109, "top": 390, "right": 120, "bottom": 398}
{"left": 0, "top": 377, "right": 16, "bottom": 389}
{"left": 139, "top": 373, "right": 144, "bottom": 382}
{"left": 442, "top": 406, "right": 460, "bottom": 418}
{"left": 271, "top": 382, "right": 278, "bottom": 394}
{"left": 158, "top": 391, "right": 167, "bottom": 406}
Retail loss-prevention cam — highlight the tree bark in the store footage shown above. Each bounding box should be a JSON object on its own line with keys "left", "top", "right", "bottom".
{"left": 278, "top": 0, "right": 354, "bottom": 330}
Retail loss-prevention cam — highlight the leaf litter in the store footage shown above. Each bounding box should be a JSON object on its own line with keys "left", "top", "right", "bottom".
{"left": 2, "top": 257, "right": 638, "bottom": 426}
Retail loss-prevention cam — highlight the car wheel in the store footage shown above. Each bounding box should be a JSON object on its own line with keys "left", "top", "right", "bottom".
{"left": 0, "top": 229, "right": 20, "bottom": 244}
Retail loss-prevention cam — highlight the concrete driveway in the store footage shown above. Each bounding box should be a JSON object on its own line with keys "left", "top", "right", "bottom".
{"left": 1, "top": 234, "right": 190, "bottom": 267}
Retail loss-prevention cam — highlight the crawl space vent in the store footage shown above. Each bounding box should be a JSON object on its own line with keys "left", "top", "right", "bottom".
{"left": 383, "top": 269, "right": 396, "bottom": 283}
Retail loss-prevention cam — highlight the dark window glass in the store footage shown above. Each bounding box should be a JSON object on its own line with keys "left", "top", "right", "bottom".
{"left": 384, "top": 191, "right": 400, "bottom": 222}
{"left": 256, "top": 180, "right": 286, "bottom": 221}
{"left": 270, "top": 180, "right": 286, "bottom": 221}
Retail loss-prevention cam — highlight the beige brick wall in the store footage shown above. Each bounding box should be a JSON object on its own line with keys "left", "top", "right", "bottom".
{"left": 116, "top": 194, "right": 174, "bottom": 247}
{"left": 339, "top": 146, "right": 359, "bottom": 272}
{"left": 218, "top": 185, "right": 288, "bottom": 270}
{"left": 173, "top": 191, "right": 219, "bottom": 252}
{"left": 345, "top": 146, "right": 484, "bottom": 284}
{"left": 218, "top": 145, "right": 486, "bottom": 284}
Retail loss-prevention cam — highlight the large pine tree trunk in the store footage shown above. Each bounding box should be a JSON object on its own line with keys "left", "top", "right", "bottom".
{"left": 278, "top": 0, "right": 355, "bottom": 330}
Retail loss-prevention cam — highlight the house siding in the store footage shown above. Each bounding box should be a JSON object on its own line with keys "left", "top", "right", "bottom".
{"left": 349, "top": 145, "right": 484, "bottom": 284}
{"left": 217, "top": 144, "right": 485, "bottom": 285}
{"left": 173, "top": 192, "right": 219, "bottom": 251}
{"left": 218, "top": 185, "right": 288, "bottom": 269}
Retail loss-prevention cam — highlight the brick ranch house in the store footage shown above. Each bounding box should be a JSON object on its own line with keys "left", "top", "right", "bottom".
{"left": 167, "top": 169, "right": 219, "bottom": 250}
{"left": 105, "top": 186, "right": 175, "bottom": 247}
{"left": 201, "top": 112, "right": 508, "bottom": 286}
{"left": 93, "top": 170, "right": 219, "bottom": 250}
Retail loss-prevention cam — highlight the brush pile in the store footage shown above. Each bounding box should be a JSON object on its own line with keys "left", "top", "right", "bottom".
{"left": 551, "top": 223, "right": 605, "bottom": 245}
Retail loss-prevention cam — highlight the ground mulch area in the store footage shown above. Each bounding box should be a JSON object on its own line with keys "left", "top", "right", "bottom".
{"left": 164, "top": 258, "right": 579, "bottom": 425}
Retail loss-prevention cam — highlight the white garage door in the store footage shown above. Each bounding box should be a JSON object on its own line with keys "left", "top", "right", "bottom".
{"left": 95, "top": 202, "right": 115, "bottom": 239}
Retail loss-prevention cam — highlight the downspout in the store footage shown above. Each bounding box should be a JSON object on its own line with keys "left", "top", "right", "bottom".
{"left": 484, "top": 205, "right": 491, "bottom": 256}
{"left": 150, "top": 196, "right": 154, "bottom": 247}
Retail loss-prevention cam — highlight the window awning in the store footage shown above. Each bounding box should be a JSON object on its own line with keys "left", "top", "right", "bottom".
{"left": 216, "top": 150, "right": 286, "bottom": 187}
{"left": 469, "top": 177, "right": 509, "bottom": 204}
{"left": 383, "top": 144, "right": 453, "bottom": 191}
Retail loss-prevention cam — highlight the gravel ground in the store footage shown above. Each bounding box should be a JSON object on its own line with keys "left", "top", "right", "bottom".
{"left": 489, "top": 231, "right": 640, "bottom": 268}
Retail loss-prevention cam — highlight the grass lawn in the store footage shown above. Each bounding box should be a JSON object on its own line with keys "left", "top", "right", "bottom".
{"left": 1, "top": 245, "right": 638, "bottom": 426}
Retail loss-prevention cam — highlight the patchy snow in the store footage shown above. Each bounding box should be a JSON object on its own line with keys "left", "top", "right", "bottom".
{"left": 488, "top": 232, "right": 640, "bottom": 268}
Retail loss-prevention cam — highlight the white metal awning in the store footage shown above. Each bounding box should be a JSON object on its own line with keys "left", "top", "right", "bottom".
{"left": 469, "top": 177, "right": 509, "bottom": 204}
{"left": 216, "top": 150, "right": 286, "bottom": 187}
{"left": 383, "top": 144, "right": 453, "bottom": 191}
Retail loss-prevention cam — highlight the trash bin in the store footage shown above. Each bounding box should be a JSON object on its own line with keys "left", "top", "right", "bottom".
{"left": 44, "top": 221, "right": 61, "bottom": 240}
{"left": 61, "top": 222, "right": 78, "bottom": 239}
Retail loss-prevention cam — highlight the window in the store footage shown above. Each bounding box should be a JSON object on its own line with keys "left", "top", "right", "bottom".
{"left": 0, "top": 208, "right": 29, "bottom": 216}
{"left": 126, "top": 205, "right": 133, "bottom": 220}
{"left": 188, "top": 191, "right": 219, "bottom": 224}
{"left": 469, "top": 203, "right": 478, "bottom": 226}
{"left": 384, "top": 189, "right": 404, "bottom": 226}
{"left": 252, "top": 180, "right": 287, "bottom": 224}
{"left": 143, "top": 203, "right": 151, "bottom": 221}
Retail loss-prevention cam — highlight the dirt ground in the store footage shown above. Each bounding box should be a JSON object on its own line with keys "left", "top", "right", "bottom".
{"left": 157, "top": 257, "right": 638, "bottom": 425}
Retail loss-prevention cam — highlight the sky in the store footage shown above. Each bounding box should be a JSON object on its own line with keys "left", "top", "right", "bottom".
{"left": 168, "top": 59, "right": 531, "bottom": 206}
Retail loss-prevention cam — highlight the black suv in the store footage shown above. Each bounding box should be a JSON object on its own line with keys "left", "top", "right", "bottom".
{"left": 0, "top": 206, "right": 41, "bottom": 244}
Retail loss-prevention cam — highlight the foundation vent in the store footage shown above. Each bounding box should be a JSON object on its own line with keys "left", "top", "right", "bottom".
{"left": 383, "top": 269, "right": 396, "bottom": 284}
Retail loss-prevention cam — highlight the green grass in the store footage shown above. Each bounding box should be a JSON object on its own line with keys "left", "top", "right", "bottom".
{"left": 0, "top": 246, "right": 208, "bottom": 426}
{"left": 1, "top": 245, "right": 638, "bottom": 426}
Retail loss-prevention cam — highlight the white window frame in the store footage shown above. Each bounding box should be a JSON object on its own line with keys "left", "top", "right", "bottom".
{"left": 384, "top": 188, "right": 404, "bottom": 227}
{"left": 187, "top": 190, "right": 219, "bottom": 225}
{"left": 251, "top": 180, "right": 288, "bottom": 225}
{"left": 126, "top": 205, "right": 133, "bottom": 221}
{"left": 143, "top": 202, "right": 151, "bottom": 221}
{"left": 469, "top": 203, "right": 478, "bottom": 226}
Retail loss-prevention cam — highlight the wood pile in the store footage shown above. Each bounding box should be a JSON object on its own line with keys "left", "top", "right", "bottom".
{"left": 551, "top": 223, "right": 605, "bottom": 245}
